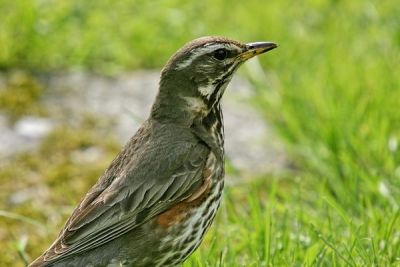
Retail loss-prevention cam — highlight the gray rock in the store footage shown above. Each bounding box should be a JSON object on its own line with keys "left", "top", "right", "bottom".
{"left": 0, "top": 115, "right": 54, "bottom": 156}
{"left": 14, "top": 117, "right": 54, "bottom": 139}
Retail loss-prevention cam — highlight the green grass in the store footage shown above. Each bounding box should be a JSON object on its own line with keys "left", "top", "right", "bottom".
{"left": 1, "top": 0, "right": 400, "bottom": 266}
{"left": 183, "top": 177, "right": 399, "bottom": 266}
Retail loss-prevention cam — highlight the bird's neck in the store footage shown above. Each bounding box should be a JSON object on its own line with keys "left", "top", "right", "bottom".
{"left": 150, "top": 93, "right": 223, "bottom": 131}
{"left": 190, "top": 103, "right": 224, "bottom": 160}
{"left": 150, "top": 71, "right": 225, "bottom": 158}
{"left": 151, "top": 81, "right": 225, "bottom": 159}
{"left": 203, "top": 104, "right": 224, "bottom": 144}
{"left": 150, "top": 73, "right": 214, "bottom": 126}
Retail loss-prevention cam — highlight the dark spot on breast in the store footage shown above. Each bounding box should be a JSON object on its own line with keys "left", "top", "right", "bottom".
{"left": 160, "top": 244, "right": 173, "bottom": 253}
{"left": 193, "top": 220, "right": 202, "bottom": 229}
{"left": 163, "top": 258, "right": 175, "bottom": 266}
{"left": 183, "top": 233, "right": 196, "bottom": 244}
{"left": 170, "top": 253, "right": 182, "bottom": 261}
{"left": 187, "top": 243, "right": 198, "bottom": 255}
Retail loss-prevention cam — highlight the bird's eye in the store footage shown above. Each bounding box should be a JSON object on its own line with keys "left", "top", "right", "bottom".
{"left": 213, "top": 49, "right": 228, "bottom": 60}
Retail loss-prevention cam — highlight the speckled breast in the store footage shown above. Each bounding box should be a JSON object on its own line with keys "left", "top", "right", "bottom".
{"left": 154, "top": 152, "right": 224, "bottom": 267}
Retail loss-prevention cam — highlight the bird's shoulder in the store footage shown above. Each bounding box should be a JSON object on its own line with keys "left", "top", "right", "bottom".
{"left": 78, "top": 119, "right": 200, "bottom": 207}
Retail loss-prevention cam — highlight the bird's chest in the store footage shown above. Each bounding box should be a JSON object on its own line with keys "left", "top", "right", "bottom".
{"left": 154, "top": 153, "right": 224, "bottom": 266}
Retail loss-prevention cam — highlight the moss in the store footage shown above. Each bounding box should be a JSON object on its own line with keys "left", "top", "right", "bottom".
{"left": 0, "top": 71, "right": 47, "bottom": 122}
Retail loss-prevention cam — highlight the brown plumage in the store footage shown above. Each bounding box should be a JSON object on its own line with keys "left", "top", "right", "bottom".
{"left": 29, "top": 36, "right": 277, "bottom": 267}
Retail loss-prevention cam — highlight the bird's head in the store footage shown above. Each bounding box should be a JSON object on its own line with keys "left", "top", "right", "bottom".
{"left": 151, "top": 36, "right": 277, "bottom": 125}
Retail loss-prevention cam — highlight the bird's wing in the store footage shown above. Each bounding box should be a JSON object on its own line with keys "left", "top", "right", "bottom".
{"left": 40, "top": 121, "right": 210, "bottom": 264}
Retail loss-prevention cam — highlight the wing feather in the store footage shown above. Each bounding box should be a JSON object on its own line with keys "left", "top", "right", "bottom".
{"left": 40, "top": 120, "right": 210, "bottom": 264}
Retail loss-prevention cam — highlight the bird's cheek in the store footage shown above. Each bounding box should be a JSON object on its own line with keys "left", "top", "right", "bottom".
{"left": 190, "top": 73, "right": 209, "bottom": 85}
{"left": 196, "top": 62, "right": 215, "bottom": 73}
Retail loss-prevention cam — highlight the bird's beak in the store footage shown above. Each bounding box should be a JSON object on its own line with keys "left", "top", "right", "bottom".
{"left": 239, "top": 42, "right": 278, "bottom": 61}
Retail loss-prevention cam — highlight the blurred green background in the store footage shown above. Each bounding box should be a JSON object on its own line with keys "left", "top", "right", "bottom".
{"left": 1, "top": 0, "right": 399, "bottom": 266}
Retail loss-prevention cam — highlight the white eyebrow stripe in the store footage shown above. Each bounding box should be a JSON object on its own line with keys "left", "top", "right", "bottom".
{"left": 175, "top": 43, "right": 238, "bottom": 70}
{"left": 175, "top": 45, "right": 219, "bottom": 70}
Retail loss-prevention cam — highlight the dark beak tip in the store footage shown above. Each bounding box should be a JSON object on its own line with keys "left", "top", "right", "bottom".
{"left": 264, "top": 43, "right": 278, "bottom": 52}
{"left": 246, "top": 41, "right": 278, "bottom": 51}
{"left": 240, "top": 41, "right": 278, "bottom": 60}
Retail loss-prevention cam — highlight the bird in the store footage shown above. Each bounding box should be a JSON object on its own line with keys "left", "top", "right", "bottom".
{"left": 29, "top": 36, "right": 277, "bottom": 267}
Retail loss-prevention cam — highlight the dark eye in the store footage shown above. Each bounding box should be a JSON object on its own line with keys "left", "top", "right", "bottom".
{"left": 213, "top": 49, "right": 228, "bottom": 60}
